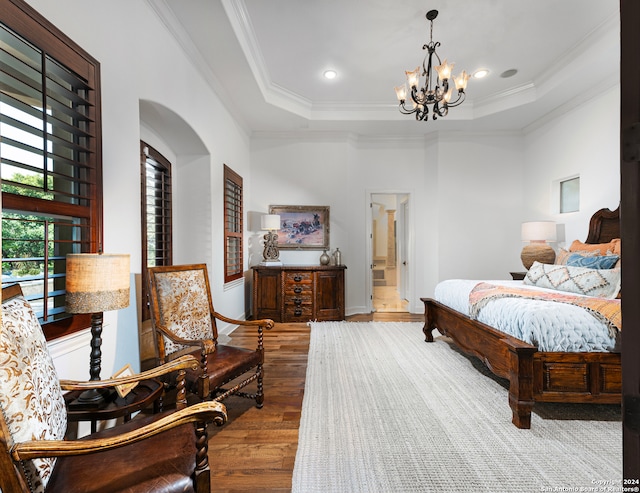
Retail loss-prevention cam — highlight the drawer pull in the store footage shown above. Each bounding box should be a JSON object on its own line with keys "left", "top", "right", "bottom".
{"left": 294, "top": 286, "right": 303, "bottom": 294}
{"left": 293, "top": 275, "right": 302, "bottom": 282}
{"left": 293, "top": 297, "right": 302, "bottom": 305}
{"left": 294, "top": 309, "right": 302, "bottom": 316}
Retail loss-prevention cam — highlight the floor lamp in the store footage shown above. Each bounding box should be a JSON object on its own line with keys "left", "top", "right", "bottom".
{"left": 65, "top": 253, "right": 130, "bottom": 405}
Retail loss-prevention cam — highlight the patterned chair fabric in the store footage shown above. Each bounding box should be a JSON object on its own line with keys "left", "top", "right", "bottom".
{"left": 153, "top": 268, "right": 217, "bottom": 356}
{"left": 0, "top": 294, "right": 67, "bottom": 493}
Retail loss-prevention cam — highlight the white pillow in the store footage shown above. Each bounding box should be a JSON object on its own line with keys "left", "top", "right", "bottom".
{"left": 524, "top": 261, "right": 621, "bottom": 299}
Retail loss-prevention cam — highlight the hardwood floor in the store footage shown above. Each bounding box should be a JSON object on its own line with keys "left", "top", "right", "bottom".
{"left": 207, "top": 312, "right": 423, "bottom": 492}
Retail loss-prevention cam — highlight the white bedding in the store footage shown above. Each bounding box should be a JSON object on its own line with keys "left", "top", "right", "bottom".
{"left": 434, "top": 279, "right": 619, "bottom": 352}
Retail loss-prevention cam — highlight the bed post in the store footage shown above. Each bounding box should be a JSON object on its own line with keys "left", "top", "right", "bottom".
{"left": 506, "top": 340, "right": 536, "bottom": 429}
{"left": 421, "top": 297, "right": 436, "bottom": 342}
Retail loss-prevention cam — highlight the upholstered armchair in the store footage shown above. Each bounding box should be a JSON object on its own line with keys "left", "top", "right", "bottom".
{"left": 0, "top": 284, "right": 227, "bottom": 493}
{"left": 147, "top": 264, "right": 274, "bottom": 407}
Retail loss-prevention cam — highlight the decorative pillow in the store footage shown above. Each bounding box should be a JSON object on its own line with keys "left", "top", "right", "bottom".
{"left": 569, "top": 238, "right": 621, "bottom": 256}
{"left": 555, "top": 248, "right": 598, "bottom": 265}
{"left": 611, "top": 238, "right": 621, "bottom": 255}
{"left": 566, "top": 253, "right": 619, "bottom": 269}
{"left": 0, "top": 294, "right": 67, "bottom": 493}
{"left": 524, "top": 261, "right": 621, "bottom": 299}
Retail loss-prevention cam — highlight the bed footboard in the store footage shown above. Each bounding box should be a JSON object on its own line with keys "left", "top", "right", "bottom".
{"left": 421, "top": 297, "right": 622, "bottom": 428}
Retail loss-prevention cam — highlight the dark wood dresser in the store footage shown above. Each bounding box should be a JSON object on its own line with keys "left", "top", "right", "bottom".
{"left": 252, "top": 265, "right": 346, "bottom": 322}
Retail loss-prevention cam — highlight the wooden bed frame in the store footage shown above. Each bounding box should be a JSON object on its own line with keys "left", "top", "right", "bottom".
{"left": 421, "top": 207, "right": 622, "bottom": 429}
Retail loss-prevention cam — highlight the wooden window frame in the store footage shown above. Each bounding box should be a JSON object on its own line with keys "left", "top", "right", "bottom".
{"left": 140, "top": 141, "right": 172, "bottom": 321}
{"left": 223, "top": 164, "right": 243, "bottom": 283}
{"left": 1, "top": 0, "right": 102, "bottom": 339}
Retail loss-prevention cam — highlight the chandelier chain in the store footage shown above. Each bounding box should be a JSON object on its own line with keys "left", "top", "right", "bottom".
{"left": 429, "top": 16, "right": 433, "bottom": 44}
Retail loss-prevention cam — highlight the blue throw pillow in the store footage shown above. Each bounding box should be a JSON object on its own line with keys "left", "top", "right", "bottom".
{"left": 566, "top": 253, "right": 619, "bottom": 269}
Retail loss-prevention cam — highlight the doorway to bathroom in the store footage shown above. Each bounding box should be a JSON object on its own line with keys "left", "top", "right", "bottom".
{"left": 370, "top": 193, "right": 410, "bottom": 312}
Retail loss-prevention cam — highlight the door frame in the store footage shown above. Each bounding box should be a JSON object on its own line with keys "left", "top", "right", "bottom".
{"left": 399, "top": 196, "right": 410, "bottom": 301}
{"left": 620, "top": 0, "right": 640, "bottom": 479}
{"left": 365, "top": 190, "right": 415, "bottom": 313}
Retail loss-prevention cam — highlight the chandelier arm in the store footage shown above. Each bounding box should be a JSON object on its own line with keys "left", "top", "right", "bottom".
{"left": 415, "top": 105, "right": 429, "bottom": 121}
{"left": 398, "top": 102, "right": 418, "bottom": 116}
{"left": 410, "top": 86, "right": 427, "bottom": 106}
{"left": 433, "top": 100, "right": 448, "bottom": 119}
{"left": 444, "top": 91, "right": 466, "bottom": 108}
{"left": 398, "top": 100, "right": 431, "bottom": 122}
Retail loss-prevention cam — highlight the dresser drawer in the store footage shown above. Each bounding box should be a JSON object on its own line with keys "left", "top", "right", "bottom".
{"left": 283, "top": 305, "right": 313, "bottom": 322}
{"left": 284, "top": 285, "right": 312, "bottom": 298}
{"left": 284, "top": 271, "right": 313, "bottom": 286}
{"left": 284, "top": 293, "right": 313, "bottom": 306}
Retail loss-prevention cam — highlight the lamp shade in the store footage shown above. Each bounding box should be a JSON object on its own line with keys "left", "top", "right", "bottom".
{"left": 261, "top": 214, "right": 281, "bottom": 231}
{"left": 521, "top": 221, "right": 557, "bottom": 242}
{"left": 66, "top": 253, "right": 130, "bottom": 313}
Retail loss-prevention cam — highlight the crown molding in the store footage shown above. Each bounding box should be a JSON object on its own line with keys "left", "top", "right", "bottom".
{"left": 221, "top": 0, "right": 620, "bottom": 127}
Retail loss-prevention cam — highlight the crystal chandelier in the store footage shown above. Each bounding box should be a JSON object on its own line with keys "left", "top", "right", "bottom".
{"left": 394, "top": 10, "right": 469, "bottom": 121}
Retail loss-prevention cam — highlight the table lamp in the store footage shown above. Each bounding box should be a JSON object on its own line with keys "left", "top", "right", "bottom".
{"left": 520, "top": 221, "right": 556, "bottom": 270}
{"left": 65, "top": 253, "right": 130, "bottom": 405}
{"left": 261, "top": 214, "right": 282, "bottom": 265}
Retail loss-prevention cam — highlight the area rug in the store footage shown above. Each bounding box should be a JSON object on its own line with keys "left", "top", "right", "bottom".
{"left": 292, "top": 322, "right": 621, "bottom": 493}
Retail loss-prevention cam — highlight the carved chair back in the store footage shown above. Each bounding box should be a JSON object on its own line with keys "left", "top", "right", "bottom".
{"left": 147, "top": 264, "right": 218, "bottom": 363}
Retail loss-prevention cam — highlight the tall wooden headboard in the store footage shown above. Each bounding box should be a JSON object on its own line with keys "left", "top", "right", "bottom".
{"left": 585, "top": 207, "right": 620, "bottom": 244}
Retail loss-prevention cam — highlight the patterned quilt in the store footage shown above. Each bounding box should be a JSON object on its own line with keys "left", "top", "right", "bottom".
{"left": 433, "top": 279, "right": 618, "bottom": 352}
{"left": 469, "top": 282, "right": 621, "bottom": 338}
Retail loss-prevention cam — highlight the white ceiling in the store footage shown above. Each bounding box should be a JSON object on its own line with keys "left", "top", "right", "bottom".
{"left": 149, "top": 0, "right": 620, "bottom": 138}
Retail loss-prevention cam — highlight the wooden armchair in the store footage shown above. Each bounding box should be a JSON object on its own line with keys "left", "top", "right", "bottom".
{"left": 147, "top": 264, "right": 274, "bottom": 407}
{"left": 0, "top": 284, "right": 227, "bottom": 493}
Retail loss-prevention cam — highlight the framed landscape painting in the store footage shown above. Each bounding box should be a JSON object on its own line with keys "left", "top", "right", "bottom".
{"left": 269, "top": 205, "right": 330, "bottom": 249}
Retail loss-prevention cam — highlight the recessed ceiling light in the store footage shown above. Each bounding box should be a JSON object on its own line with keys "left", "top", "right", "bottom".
{"left": 323, "top": 70, "right": 337, "bottom": 80}
{"left": 472, "top": 69, "right": 489, "bottom": 79}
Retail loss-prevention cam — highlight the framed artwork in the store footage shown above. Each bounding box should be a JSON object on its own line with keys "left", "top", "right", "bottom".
{"left": 111, "top": 363, "right": 138, "bottom": 398}
{"left": 269, "top": 205, "right": 330, "bottom": 249}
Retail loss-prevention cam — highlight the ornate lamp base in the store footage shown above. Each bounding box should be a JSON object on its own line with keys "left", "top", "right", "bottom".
{"left": 261, "top": 230, "right": 282, "bottom": 265}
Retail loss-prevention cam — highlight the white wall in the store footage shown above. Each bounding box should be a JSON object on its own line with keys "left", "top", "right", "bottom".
{"left": 524, "top": 85, "right": 621, "bottom": 247}
{"left": 436, "top": 133, "right": 526, "bottom": 281}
